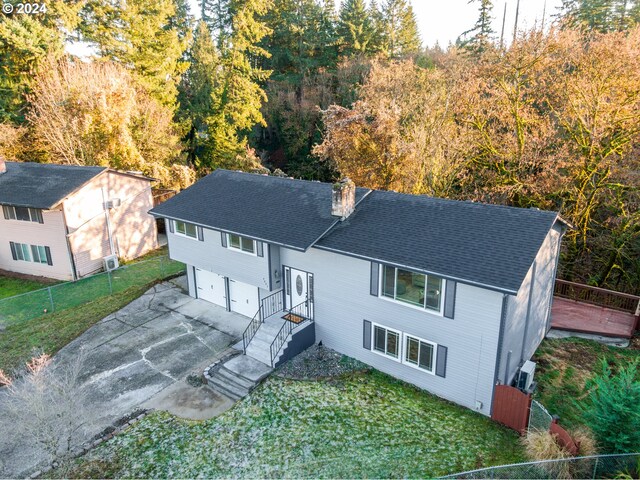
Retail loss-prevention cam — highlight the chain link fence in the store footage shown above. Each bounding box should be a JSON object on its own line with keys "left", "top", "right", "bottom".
{"left": 529, "top": 398, "right": 553, "bottom": 433}
{"left": 441, "top": 453, "right": 640, "bottom": 479}
{"left": 0, "top": 256, "right": 185, "bottom": 327}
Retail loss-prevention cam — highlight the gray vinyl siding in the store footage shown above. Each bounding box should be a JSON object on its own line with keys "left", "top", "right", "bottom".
{"left": 166, "top": 224, "right": 271, "bottom": 290}
{"left": 279, "top": 247, "right": 503, "bottom": 416}
{"left": 497, "top": 222, "right": 562, "bottom": 385}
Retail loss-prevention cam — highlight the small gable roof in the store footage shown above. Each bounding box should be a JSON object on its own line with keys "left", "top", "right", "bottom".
{"left": 0, "top": 162, "right": 105, "bottom": 209}
{"left": 149, "top": 170, "right": 370, "bottom": 251}
{"left": 316, "top": 190, "right": 561, "bottom": 294}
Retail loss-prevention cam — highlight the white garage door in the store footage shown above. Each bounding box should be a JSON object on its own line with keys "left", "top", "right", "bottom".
{"left": 195, "top": 268, "right": 227, "bottom": 308}
{"left": 229, "top": 279, "right": 259, "bottom": 318}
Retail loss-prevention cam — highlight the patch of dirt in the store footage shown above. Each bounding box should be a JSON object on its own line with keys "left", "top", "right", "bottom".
{"left": 0, "top": 268, "right": 59, "bottom": 284}
{"left": 275, "top": 344, "right": 370, "bottom": 380}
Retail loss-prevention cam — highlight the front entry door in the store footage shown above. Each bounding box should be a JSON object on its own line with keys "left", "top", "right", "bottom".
{"left": 285, "top": 267, "right": 313, "bottom": 319}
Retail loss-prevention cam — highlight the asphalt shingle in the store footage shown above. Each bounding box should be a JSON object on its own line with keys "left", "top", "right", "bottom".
{"left": 0, "top": 162, "right": 106, "bottom": 209}
{"left": 149, "top": 170, "right": 369, "bottom": 251}
{"left": 317, "top": 190, "right": 560, "bottom": 293}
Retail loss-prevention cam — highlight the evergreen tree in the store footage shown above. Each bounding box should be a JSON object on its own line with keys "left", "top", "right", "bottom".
{"left": 367, "top": 0, "right": 386, "bottom": 54}
{"left": 317, "top": 0, "right": 340, "bottom": 68}
{"left": 0, "top": 1, "right": 81, "bottom": 122}
{"left": 82, "top": 0, "right": 191, "bottom": 108}
{"left": 559, "top": 0, "right": 640, "bottom": 32}
{"left": 178, "top": 21, "right": 224, "bottom": 167}
{"left": 380, "top": 0, "right": 421, "bottom": 57}
{"left": 458, "top": 0, "right": 495, "bottom": 55}
{"left": 337, "top": 0, "right": 374, "bottom": 56}
{"left": 186, "top": 0, "right": 271, "bottom": 170}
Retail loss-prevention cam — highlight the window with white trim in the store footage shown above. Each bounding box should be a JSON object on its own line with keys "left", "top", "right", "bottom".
{"left": 372, "top": 324, "right": 400, "bottom": 359}
{"left": 404, "top": 335, "right": 436, "bottom": 373}
{"left": 2, "top": 205, "right": 43, "bottom": 223}
{"left": 228, "top": 233, "right": 255, "bottom": 254}
{"left": 175, "top": 220, "right": 197, "bottom": 239}
{"left": 381, "top": 265, "right": 444, "bottom": 313}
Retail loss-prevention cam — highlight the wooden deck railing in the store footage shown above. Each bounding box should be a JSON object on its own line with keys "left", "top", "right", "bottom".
{"left": 555, "top": 279, "right": 640, "bottom": 315}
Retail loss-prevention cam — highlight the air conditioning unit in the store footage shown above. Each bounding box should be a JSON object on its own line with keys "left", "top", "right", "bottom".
{"left": 105, "top": 198, "right": 121, "bottom": 209}
{"left": 103, "top": 255, "right": 119, "bottom": 271}
{"left": 517, "top": 360, "right": 536, "bottom": 392}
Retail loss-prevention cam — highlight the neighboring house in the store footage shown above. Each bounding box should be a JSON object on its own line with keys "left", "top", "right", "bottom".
{"left": 150, "top": 169, "right": 566, "bottom": 416}
{"left": 0, "top": 159, "right": 158, "bottom": 281}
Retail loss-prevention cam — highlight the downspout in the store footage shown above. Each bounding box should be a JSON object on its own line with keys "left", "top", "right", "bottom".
{"left": 60, "top": 206, "right": 78, "bottom": 281}
{"left": 101, "top": 187, "right": 116, "bottom": 256}
{"left": 490, "top": 293, "right": 509, "bottom": 416}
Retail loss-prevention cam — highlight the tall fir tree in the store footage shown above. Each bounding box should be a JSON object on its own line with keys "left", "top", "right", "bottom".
{"left": 337, "top": 0, "right": 374, "bottom": 56}
{"left": 559, "top": 0, "right": 640, "bottom": 32}
{"left": 82, "top": 0, "right": 191, "bottom": 108}
{"left": 380, "top": 0, "right": 421, "bottom": 57}
{"left": 0, "top": 1, "right": 82, "bottom": 123}
{"left": 458, "top": 0, "right": 495, "bottom": 55}
{"left": 188, "top": 0, "right": 271, "bottom": 170}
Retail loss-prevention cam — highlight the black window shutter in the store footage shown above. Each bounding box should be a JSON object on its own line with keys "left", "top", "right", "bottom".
{"left": 256, "top": 242, "right": 263, "bottom": 257}
{"left": 167, "top": 219, "right": 174, "bottom": 233}
{"left": 363, "top": 320, "right": 372, "bottom": 350}
{"left": 197, "top": 226, "right": 204, "bottom": 241}
{"left": 370, "top": 262, "right": 379, "bottom": 296}
{"left": 221, "top": 232, "right": 227, "bottom": 247}
{"left": 436, "top": 345, "right": 448, "bottom": 378}
{"left": 444, "top": 280, "right": 456, "bottom": 319}
{"left": 9, "top": 241, "right": 17, "bottom": 260}
{"left": 44, "top": 246, "right": 53, "bottom": 266}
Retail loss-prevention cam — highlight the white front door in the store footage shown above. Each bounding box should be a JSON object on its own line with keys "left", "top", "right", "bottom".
{"left": 229, "top": 279, "right": 259, "bottom": 318}
{"left": 195, "top": 268, "right": 227, "bottom": 308}
{"left": 286, "top": 267, "right": 312, "bottom": 317}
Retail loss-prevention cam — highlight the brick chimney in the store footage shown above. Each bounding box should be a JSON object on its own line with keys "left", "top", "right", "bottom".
{"left": 0, "top": 157, "right": 6, "bottom": 175}
{"left": 331, "top": 178, "right": 356, "bottom": 220}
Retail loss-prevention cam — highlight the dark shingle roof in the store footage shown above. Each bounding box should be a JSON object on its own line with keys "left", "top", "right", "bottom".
{"left": 316, "top": 190, "right": 560, "bottom": 293}
{"left": 149, "top": 170, "right": 370, "bottom": 251}
{"left": 0, "top": 162, "right": 107, "bottom": 209}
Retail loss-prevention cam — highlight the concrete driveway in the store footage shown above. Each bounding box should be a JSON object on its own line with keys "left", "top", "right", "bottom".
{"left": 0, "top": 277, "right": 249, "bottom": 478}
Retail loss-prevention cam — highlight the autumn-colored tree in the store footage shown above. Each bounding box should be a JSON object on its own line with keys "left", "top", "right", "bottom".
{"left": 28, "top": 59, "right": 194, "bottom": 189}
{"left": 315, "top": 59, "right": 467, "bottom": 196}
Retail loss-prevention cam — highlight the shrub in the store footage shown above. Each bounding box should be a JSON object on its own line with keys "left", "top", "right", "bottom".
{"left": 580, "top": 359, "right": 640, "bottom": 454}
{"left": 522, "top": 430, "right": 572, "bottom": 478}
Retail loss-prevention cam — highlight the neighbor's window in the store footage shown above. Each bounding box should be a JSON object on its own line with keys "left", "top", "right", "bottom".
{"left": 228, "top": 234, "right": 255, "bottom": 254}
{"left": 2, "top": 205, "right": 43, "bottom": 223}
{"left": 31, "top": 245, "right": 49, "bottom": 264}
{"left": 381, "top": 265, "right": 443, "bottom": 312}
{"left": 373, "top": 324, "right": 400, "bottom": 359}
{"left": 14, "top": 242, "right": 31, "bottom": 262}
{"left": 175, "top": 220, "right": 197, "bottom": 239}
{"left": 404, "top": 335, "right": 436, "bottom": 373}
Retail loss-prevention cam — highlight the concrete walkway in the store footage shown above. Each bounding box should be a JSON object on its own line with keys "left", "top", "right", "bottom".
{"left": 0, "top": 277, "right": 249, "bottom": 478}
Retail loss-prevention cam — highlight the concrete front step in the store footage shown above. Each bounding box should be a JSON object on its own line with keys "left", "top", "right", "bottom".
{"left": 206, "top": 354, "right": 273, "bottom": 401}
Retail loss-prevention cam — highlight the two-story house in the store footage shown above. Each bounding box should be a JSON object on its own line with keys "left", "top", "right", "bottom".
{"left": 150, "top": 169, "right": 566, "bottom": 416}
{"left": 0, "top": 159, "right": 158, "bottom": 280}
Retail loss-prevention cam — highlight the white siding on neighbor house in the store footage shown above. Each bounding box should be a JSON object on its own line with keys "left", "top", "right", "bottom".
{"left": 0, "top": 209, "right": 73, "bottom": 280}
{"left": 166, "top": 223, "right": 271, "bottom": 290}
{"left": 63, "top": 172, "right": 157, "bottom": 277}
{"left": 497, "top": 222, "right": 563, "bottom": 385}
{"left": 279, "top": 246, "right": 503, "bottom": 416}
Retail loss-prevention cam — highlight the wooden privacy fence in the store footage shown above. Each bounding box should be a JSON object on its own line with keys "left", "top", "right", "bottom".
{"left": 550, "top": 418, "right": 580, "bottom": 455}
{"left": 492, "top": 385, "right": 532, "bottom": 434}
{"left": 555, "top": 279, "right": 640, "bottom": 315}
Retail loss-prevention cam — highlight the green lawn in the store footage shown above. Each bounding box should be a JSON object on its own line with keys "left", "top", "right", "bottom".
{"left": 0, "top": 276, "right": 51, "bottom": 299}
{"left": 75, "top": 371, "right": 525, "bottom": 478}
{"left": 533, "top": 336, "right": 640, "bottom": 429}
{"left": 0, "top": 249, "right": 184, "bottom": 327}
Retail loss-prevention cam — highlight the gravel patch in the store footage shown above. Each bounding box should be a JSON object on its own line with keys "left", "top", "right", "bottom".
{"left": 274, "top": 344, "right": 370, "bottom": 380}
